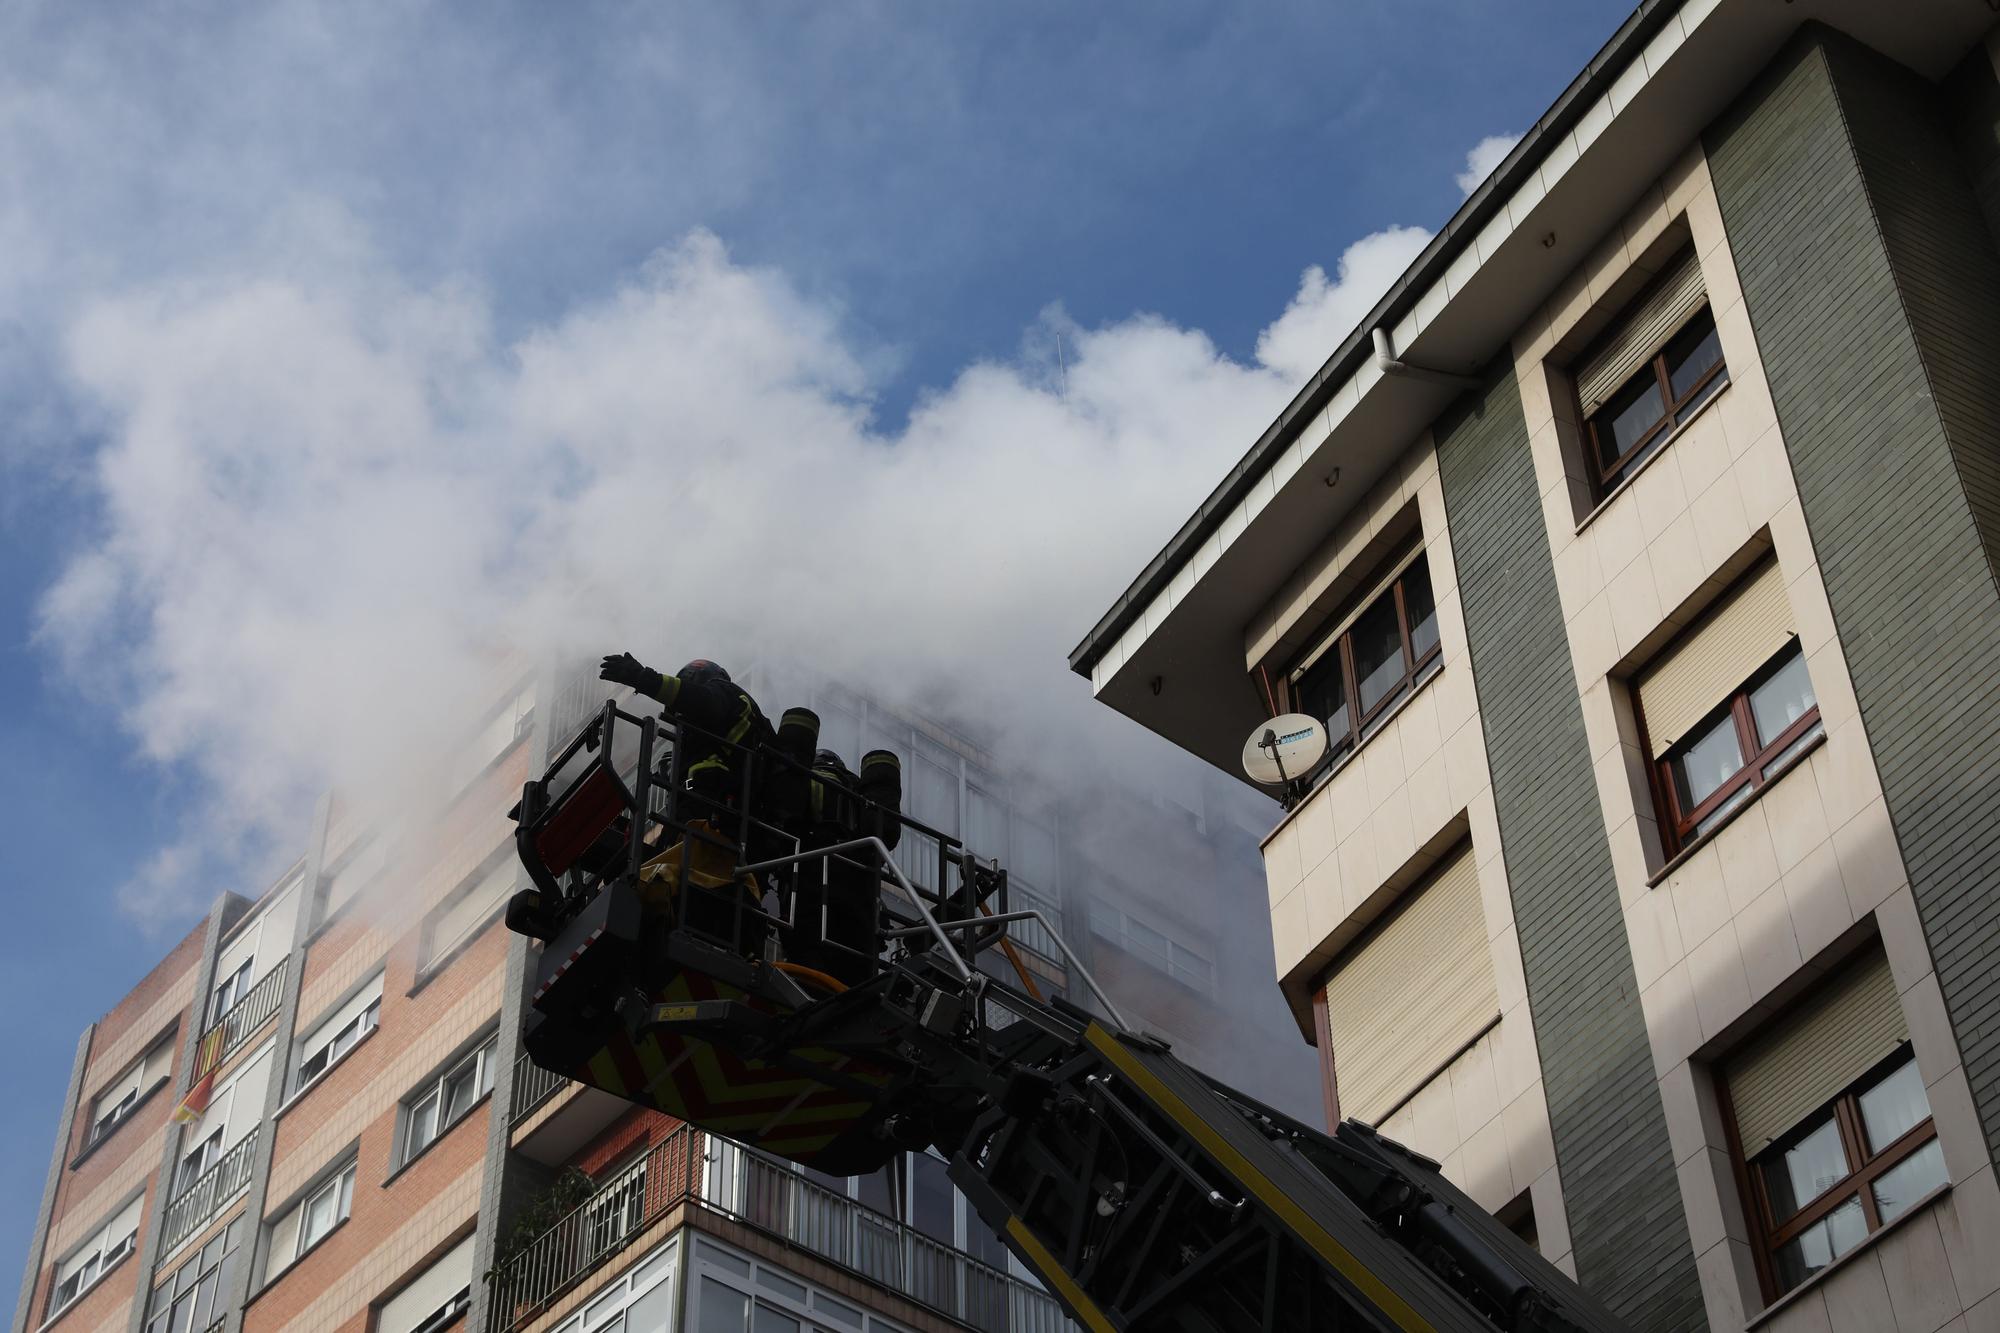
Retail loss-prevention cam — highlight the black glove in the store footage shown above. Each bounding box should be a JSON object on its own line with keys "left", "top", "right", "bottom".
{"left": 599, "top": 652, "right": 658, "bottom": 694}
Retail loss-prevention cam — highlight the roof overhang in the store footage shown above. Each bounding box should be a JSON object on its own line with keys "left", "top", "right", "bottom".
{"left": 1071, "top": 0, "right": 1994, "bottom": 784}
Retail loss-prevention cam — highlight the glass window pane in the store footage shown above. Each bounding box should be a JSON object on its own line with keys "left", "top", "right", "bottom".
{"left": 1760, "top": 1117, "right": 1849, "bottom": 1221}
{"left": 1773, "top": 1195, "right": 1867, "bottom": 1290}
{"left": 1871, "top": 1138, "right": 1946, "bottom": 1226}
{"left": 911, "top": 758, "right": 958, "bottom": 837}
{"left": 1402, "top": 556, "right": 1439, "bottom": 662}
{"left": 910, "top": 1155, "right": 956, "bottom": 1246}
{"left": 1597, "top": 369, "right": 1668, "bottom": 470}
{"left": 752, "top": 1306, "right": 800, "bottom": 1333}
{"left": 1350, "top": 591, "right": 1407, "bottom": 715}
{"left": 698, "top": 1278, "right": 749, "bottom": 1333}
{"left": 409, "top": 1093, "right": 440, "bottom": 1155}
{"left": 1760, "top": 721, "right": 1824, "bottom": 779}
{"left": 1295, "top": 648, "right": 1350, "bottom": 748}
{"left": 1858, "top": 1054, "right": 1930, "bottom": 1152}
{"left": 1748, "top": 649, "right": 1817, "bottom": 747}
{"left": 1672, "top": 711, "right": 1746, "bottom": 811}
{"left": 1665, "top": 311, "right": 1724, "bottom": 402}
{"left": 1693, "top": 784, "right": 1754, "bottom": 837}
{"left": 1010, "top": 817, "right": 1059, "bottom": 892}
{"left": 443, "top": 1065, "right": 476, "bottom": 1122}
{"left": 855, "top": 1165, "right": 898, "bottom": 1218}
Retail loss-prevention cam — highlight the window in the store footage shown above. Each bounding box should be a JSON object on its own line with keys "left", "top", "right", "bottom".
{"left": 450, "top": 685, "right": 535, "bottom": 792}
{"left": 378, "top": 1235, "right": 475, "bottom": 1333}
{"left": 420, "top": 857, "right": 517, "bottom": 969}
{"left": 1633, "top": 557, "right": 1814, "bottom": 856}
{"left": 1290, "top": 549, "right": 1441, "bottom": 772}
{"left": 268, "top": 1161, "right": 357, "bottom": 1277}
{"left": 295, "top": 975, "right": 383, "bottom": 1091}
{"left": 1722, "top": 947, "right": 1941, "bottom": 1298}
{"left": 1656, "top": 642, "right": 1820, "bottom": 848}
{"left": 88, "top": 1034, "right": 176, "bottom": 1146}
{"left": 175, "top": 1127, "right": 224, "bottom": 1193}
{"left": 210, "top": 958, "right": 253, "bottom": 1024}
{"left": 403, "top": 1037, "right": 496, "bottom": 1163}
{"left": 1321, "top": 844, "right": 1495, "bottom": 1123}
{"left": 1573, "top": 247, "right": 1726, "bottom": 496}
{"left": 143, "top": 1216, "right": 241, "bottom": 1333}
{"left": 586, "top": 1154, "right": 650, "bottom": 1257}
{"left": 48, "top": 1197, "right": 142, "bottom": 1317}
{"left": 1089, "top": 904, "right": 1215, "bottom": 995}
{"left": 320, "top": 840, "right": 387, "bottom": 925}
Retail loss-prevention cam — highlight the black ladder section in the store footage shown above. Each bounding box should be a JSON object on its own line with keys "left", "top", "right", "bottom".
{"left": 950, "top": 1015, "right": 1626, "bottom": 1333}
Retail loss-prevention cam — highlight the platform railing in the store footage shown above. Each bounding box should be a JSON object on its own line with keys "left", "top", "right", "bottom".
{"left": 486, "top": 1126, "right": 1072, "bottom": 1333}
{"left": 203, "top": 959, "right": 288, "bottom": 1067}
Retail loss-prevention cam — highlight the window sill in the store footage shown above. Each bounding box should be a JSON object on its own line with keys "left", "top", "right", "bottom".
{"left": 1573, "top": 378, "right": 1731, "bottom": 536}
{"left": 381, "top": 1090, "right": 492, "bottom": 1189}
{"left": 69, "top": 1077, "right": 172, "bottom": 1170}
{"left": 273, "top": 1028, "right": 381, "bottom": 1122}
{"left": 1743, "top": 1182, "right": 1951, "bottom": 1330}
{"left": 1646, "top": 728, "right": 1826, "bottom": 889}
{"left": 1259, "top": 662, "right": 1445, "bottom": 849}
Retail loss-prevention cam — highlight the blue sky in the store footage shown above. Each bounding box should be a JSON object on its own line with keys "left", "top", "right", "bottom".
{"left": 0, "top": 0, "right": 1625, "bottom": 1282}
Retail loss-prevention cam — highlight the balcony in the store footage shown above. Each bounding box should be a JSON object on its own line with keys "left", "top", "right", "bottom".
{"left": 508, "top": 1053, "right": 632, "bottom": 1167}
{"left": 159, "top": 1130, "right": 258, "bottom": 1255}
{"left": 201, "top": 960, "right": 288, "bottom": 1070}
{"left": 488, "top": 1125, "right": 1073, "bottom": 1333}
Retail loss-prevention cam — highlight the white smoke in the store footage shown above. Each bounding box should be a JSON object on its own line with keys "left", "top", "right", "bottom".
{"left": 37, "top": 204, "right": 1471, "bottom": 931}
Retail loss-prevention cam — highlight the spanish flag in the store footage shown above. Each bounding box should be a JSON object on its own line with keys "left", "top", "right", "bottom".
{"left": 172, "top": 1029, "right": 227, "bottom": 1124}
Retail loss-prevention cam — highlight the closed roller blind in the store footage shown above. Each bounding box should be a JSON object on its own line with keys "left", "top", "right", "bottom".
{"left": 1635, "top": 558, "right": 1795, "bottom": 757}
{"left": 379, "top": 1235, "right": 474, "bottom": 1333}
{"left": 1724, "top": 946, "right": 1908, "bottom": 1155}
{"left": 425, "top": 859, "right": 516, "bottom": 964}
{"left": 302, "top": 973, "right": 383, "bottom": 1054}
{"left": 1575, "top": 248, "right": 1707, "bottom": 414}
{"left": 1323, "top": 846, "right": 1496, "bottom": 1123}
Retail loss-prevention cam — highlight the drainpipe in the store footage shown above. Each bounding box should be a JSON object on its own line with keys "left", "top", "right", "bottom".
{"left": 1371, "top": 327, "right": 1483, "bottom": 391}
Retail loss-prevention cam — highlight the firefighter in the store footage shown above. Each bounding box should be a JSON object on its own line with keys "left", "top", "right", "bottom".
{"left": 792, "top": 747, "right": 902, "bottom": 984}
{"left": 597, "top": 653, "right": 776, "bottom": 810}
{"left": 599, "top": 652, "right": 781, "bottom": 950}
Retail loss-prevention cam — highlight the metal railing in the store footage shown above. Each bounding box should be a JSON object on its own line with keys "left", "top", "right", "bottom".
{"left": 486, "top": 1126, "right": 1072, "bottom": 1333}
{"left": 159, "top": 1129, "right": 258, "bottom": 1255}
{"left": 510, "top": 1051, "right": 570, "bottom": 1126}
{"left": 203, "top": 959, "right": 288, "bottom": 1066}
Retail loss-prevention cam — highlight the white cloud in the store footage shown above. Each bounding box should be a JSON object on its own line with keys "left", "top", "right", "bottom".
{"left": 1455, "top": 132, "right": 1521, "bottom": 197}
{"left": 1253, "top": 226, "right": 1433, "bottom": 384}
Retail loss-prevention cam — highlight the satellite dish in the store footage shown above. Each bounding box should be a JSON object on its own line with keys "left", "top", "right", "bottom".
{"left": 1241, "top": 714, "right": 1329, "bottom": 786}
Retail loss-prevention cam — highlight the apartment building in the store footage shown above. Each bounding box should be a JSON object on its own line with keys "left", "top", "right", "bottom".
{"left": 16, "top": 654, "right": 1291, "bottom": 1333}
{"left": 1071, "top": 3, "right": 2000, "bottom": 1329}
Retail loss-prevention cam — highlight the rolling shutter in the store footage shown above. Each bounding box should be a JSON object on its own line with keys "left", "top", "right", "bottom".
{"left": 1724, "top": 946, "right": 1908, "bottom": 1155}
{"left": 1575, "top": 248, "right": 1707, "bottom": 414}
{"left": 425, "top": 859, "right": 516, "bottom": 965}
{"left": 379, "top": 1235, "right": 475, "bottom": 1333}
{"left": 301, "top": 974, "right": 383, "bottom": 1057}
{"left": 1323, "top": 845, "right": 1496, "bottom": 1123}
{"left": 1634, "top": 558, "right": 1795, "bottom": 757}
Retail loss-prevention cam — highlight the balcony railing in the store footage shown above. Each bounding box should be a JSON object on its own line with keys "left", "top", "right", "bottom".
{"left": 159, "top": 1129, "right": 258, "bottom": 1255}
{"left": 510, "top": 1051, "right": 571, "bottom": 1126}
{"left": 486, "top": 1126, "right": 1073, "bottom": 1333}
{"left": 203, "top": 959, "right": 288, "bottom": 1067}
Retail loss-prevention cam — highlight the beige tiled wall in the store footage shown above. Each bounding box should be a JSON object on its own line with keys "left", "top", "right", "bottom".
{"left": 1254, "top": 436, "right": 1571, "bottom": 1270}
{"left": 1512, "top": 144, "right": 2000, "bottom": 1326}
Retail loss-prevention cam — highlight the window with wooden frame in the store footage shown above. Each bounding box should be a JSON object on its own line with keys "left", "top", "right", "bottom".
{"left": 1721, "top": 948, "right": 1943, "bottom": 1299}
{"left": 1573, "top": 247, "right": 1727, "bottom": 499}
{"left": 1632, "top": 557, "right": 1818, "bottom": 857}
{"left": 1654, "top": 641, "right": 1821, "bottom": 852}
{"left": 1287, "top": 545, "right": 1441, "bottom": 775}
